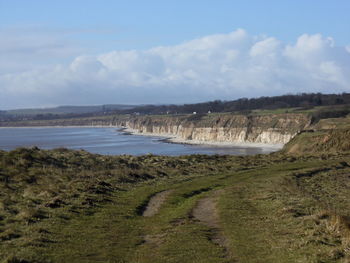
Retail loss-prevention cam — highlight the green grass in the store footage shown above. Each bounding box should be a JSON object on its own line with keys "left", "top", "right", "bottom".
{"left": 218, "top": 160, "right": 347, "bottom": 262}
{"left": 1, "top": 148, "right": 350, "bottom": 262}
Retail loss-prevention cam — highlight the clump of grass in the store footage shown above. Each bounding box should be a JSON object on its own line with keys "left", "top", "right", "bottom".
{"left": 326, "top": 212, "right": 350, "bottom": 247}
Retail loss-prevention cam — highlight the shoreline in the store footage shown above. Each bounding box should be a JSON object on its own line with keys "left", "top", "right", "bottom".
{"left": 0, "top": 125, "right": 284, "bottom": 150}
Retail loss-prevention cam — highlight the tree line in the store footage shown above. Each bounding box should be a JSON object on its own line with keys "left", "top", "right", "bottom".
{"left": 115, "top": 93, "right": 350, "bottom": 115}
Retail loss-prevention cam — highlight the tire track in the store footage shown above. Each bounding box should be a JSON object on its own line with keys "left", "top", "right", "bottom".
{"left": 192, "top": 190, "right": 235, "bottom": 261}
{"left": 142, "top": 190, "right": 173, "bottom": 217}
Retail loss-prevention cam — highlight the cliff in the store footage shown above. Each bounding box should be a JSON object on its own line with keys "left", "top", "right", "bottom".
{"left": 119, "top": 113, "right": 310, "bottom": 145}
{"left": 0, "top": 113, "right": 311, "bottom": 146}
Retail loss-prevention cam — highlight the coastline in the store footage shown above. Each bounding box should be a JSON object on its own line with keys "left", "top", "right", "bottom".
{"left": 0, "top": 125, "right": 284, "bottom": 150}
{"left": 122, "top": 127, "right": 284, "bottom": 150}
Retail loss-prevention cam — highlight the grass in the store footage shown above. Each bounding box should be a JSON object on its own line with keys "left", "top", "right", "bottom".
{"left": 1, "top": 147, "right": 350, "bottom": 262}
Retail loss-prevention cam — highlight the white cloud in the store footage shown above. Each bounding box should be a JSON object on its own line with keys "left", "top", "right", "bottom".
{"left": 1, "top": 29, "right": 350, "bottom": 109}
{"left": 250, "top": 37, "right": 281, "bottom": 57}
{"left": 284, "top": 34, "right": 334, "bottom": 64}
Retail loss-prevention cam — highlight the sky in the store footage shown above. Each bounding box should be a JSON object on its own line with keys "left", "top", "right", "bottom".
{"left": 0, "top": 0, "right": 350, "bottom": 109}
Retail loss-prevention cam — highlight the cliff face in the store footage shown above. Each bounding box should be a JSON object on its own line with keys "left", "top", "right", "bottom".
{"left": 119, "top": 114, "right": 310, "bottom": 145}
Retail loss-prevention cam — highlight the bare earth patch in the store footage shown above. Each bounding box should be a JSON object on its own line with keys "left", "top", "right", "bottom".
{"left": 192, "top": 190, "right": 234, "bottom": 260}
{"left": 142, "top": 190, "right": 173, "bottom": 217}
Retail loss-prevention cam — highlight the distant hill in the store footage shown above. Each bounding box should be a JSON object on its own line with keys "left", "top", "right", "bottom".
{"left": 4, "top": 104, "right": 137, "bottom": 116}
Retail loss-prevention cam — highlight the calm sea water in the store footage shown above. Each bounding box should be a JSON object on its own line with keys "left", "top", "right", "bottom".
{"left": 0, "top": 127, "right": 279, "bottom": 156}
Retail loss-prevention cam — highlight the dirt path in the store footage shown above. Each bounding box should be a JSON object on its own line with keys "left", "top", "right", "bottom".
{"left": 142, "top": 190, "right": 173, "bottom": 217}
{"left": 192, "top": 190, "right": 233, "bottom": 259}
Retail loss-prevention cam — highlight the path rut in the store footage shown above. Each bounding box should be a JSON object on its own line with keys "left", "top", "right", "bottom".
{"left": 192, "top": 190, "right": 234, "bottom": 260}
{"left": 142, "top": 190, "right": 173, "bottom": 217}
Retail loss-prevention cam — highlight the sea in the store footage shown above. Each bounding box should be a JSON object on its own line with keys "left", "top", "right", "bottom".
{"left": 0, "top": 127, "right": 279, "bottom": 156}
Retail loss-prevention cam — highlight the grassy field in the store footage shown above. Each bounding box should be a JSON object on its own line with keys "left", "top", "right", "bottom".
{"left": 1, "top": 147, "right": 350, "bottom": 262}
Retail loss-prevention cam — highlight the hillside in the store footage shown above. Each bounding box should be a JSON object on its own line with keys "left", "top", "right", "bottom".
{"left": 283, "top": 116, "right": 350, "bottom": 154}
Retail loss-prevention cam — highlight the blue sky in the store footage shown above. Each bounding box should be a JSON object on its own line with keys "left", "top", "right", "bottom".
{"left": 0, "top": 0, "right": 350, "bottom": 109}
{"left": 2, "top": 0, "right": 349, "bottom": 50}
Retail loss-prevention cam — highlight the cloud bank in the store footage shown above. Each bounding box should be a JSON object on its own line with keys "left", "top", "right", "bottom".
{"left": 1, "top": 29, "right": 350, "bottom": 109}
